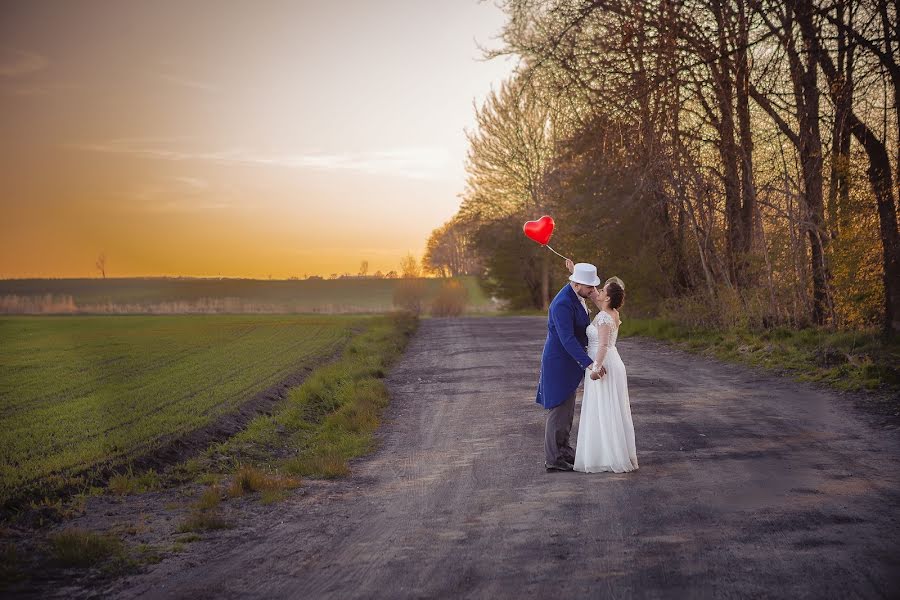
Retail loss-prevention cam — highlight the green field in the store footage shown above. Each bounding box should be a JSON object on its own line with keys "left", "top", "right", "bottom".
{"left": 0, "top": 314, "right": 364, "bottom": 509}
{"left": 0, "top": 276, "right": 492, "bottom": 314}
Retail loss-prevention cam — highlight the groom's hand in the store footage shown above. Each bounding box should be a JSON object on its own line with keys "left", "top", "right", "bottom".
{"left": 590, "top": 366, "right": 607, "bottom": 380}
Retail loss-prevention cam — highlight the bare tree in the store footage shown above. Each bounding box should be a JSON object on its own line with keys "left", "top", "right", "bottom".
{"left": 423, "top": 218, "right": 480, "bottom": 278}
{"left": 748, "top": 0, "right": 835, "bottom": 324}
{"left": 794, "top": 0, "right": 900, "bottom": 334}
{"left": 399, "top": 253, "right": 421, "bottom": 279}
{"left": 438, "top": 0, "right": 897, "bottom": 330}
{"left": 95, "top": 252, "right": 107, "bottom": 279}
{"left": 460, "top": 74, "right": 559, "bottom": 307}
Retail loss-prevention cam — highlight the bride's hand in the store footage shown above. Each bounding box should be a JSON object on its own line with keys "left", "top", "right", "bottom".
{"left": 565, "top": 258, "right": 574, "bottom": 274}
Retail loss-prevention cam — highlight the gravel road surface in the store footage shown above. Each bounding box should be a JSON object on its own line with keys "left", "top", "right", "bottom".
{"left": 108, "top": 317, "right": 900, "bottom": 599}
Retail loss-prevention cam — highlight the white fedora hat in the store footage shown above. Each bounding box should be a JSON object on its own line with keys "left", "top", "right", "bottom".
{"left": 569, "top": 263, "right": 601, "bottom": 287}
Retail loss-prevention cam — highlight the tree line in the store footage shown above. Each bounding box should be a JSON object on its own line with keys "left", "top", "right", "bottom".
{"left": 426, "top": 0, "right": 898, "bottom": 335}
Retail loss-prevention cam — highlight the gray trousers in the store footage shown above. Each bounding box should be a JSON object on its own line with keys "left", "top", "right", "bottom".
{"left": 544, "top": 391, "right": 577, "bottom": 464}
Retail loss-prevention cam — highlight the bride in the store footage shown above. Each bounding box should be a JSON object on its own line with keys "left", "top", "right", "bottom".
{"left": 565, "top": 260, "right": 638, "bottom": 474}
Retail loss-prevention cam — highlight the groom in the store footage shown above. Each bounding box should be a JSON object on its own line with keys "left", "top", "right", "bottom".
{"left": 536, "top": 262, "right": 604, "bottom": 471}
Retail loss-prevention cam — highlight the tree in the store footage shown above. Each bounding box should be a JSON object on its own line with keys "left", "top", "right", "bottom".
{"left": 95, "top": 252, "right": 107, "bottom": 279}
{"left": 423, "top": 217, "right": 480, "bottom": 277}
{"left": 441, "top": 0, "right": 896, "bottom": 331}
{"left": 459, "top": 74, "right": 560, "bottom": 308}
{"left": 794, "top": 0, "right": 900, "bottom": 334}
{"left": 399, "top": 253, "right": 421, "bottom": 278}
{"left": 748, "top": 0, "right": 835, "bottom": 324}
{"left": 359, "top": 260, "right": 369, "bottom": 277}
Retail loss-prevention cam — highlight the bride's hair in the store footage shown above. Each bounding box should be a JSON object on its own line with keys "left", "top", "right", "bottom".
{"left": 606, "top": 281, "right": 625, "bottom": 310}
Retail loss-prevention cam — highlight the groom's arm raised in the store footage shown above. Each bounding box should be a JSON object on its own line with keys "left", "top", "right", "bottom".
{"left": 550, "top": 301, "right": 593, "bottom": 370}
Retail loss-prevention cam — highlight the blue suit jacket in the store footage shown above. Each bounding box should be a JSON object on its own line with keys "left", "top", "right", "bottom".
{"left": 536, "top": 284, "right": 594, "bottom": 409}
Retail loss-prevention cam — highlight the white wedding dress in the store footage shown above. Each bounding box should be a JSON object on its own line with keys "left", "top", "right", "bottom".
{"left": 574, "top": 311, "right": 638, "bottom": 473}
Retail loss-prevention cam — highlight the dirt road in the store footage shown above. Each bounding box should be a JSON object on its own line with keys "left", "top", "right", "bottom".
{"left": 108, "top": 317, "right": 900, "bottom": 599}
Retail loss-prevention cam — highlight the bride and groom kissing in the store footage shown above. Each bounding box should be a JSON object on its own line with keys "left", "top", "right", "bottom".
{"left": 536, "top": 259, "right": 638, "bottom": 474}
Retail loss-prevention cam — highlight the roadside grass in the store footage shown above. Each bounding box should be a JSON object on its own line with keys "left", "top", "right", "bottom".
{"left": 134, "top": 543, "right": 163, "bottom": 565}
{"left": 168, "top": 312, "right": 416, "bottom": 534}
{"left": 24, "top": 495, "right": 87, "bottom": 528}
{"left": 48, "top": 528, "right": 126, "bottom": 568}
{"left": 176, "top": 509, "right": 231, "bottom": 534}
{"left": 196, "top": 485, "right": 223, "bottom": 510}
{"left": 175, "top": 484, "right": 230, "bottom": 534}
{"left": 108, "top": 469, "right": 160, "bottom": 496}
{"left": 621, "top": 318, "right": 900, "bottom": 396}
{"left": 206, "top": 312, "right": 418, "bottom": 480}
{"left": 0, "top": 542, "right": 22, "bottom": 585}
{"left": 226, "top": 466, "right": 299, "bottom": 499}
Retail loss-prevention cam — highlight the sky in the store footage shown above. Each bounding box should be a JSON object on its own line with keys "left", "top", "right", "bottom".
{"left": 0, "top": 0, "right": 515, "bottom": 278}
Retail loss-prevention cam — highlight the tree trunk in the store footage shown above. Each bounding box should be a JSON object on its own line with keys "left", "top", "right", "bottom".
{"left": 795, "top": 0, "right": 900, "bottom": 335}
{"left": 712, "top": 70, "right": 746, "bottom": 288}
{"left": 827, "top": 0, "right": 853, "bottom": 237}
{"left": 783, "top": 3, "right": 834, "bottom": 325}
{"left": 734, "top": 0, "right": 760, "bottom": 266}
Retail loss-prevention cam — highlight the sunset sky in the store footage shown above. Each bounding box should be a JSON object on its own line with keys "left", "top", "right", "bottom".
{"left": 0, "top": 0, "right": 514, "bottom": 279}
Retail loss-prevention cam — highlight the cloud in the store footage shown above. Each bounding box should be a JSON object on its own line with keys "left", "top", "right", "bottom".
{"left": 72, "top": 138, "right": 451, "bottom": 180}
{"left": 142, "top": 200, "right": 231, "bottom": 214}
{"left": 129, "top": 175, "right": 226, "bottom": 214}
{"left": 171, "top": 176, "right": 209, "bottom": 190}
{"left": 142, "top": 200, "right": 230, "bottom": 214}
{"left": 2, "top": 82, "right": 77, "bottom": 96}
{"left": 155, "top": 73, "right": 218, "bottom": 92}
{"left": 0, "top": 50, "right": 48, "bottom": 77}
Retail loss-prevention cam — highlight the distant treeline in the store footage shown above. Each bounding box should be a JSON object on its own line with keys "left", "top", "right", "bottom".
{"left": 426, "top": 0, "right": 899, "bottom": 335}
{"left": 0, "top": 277, "right": 492, "bottom": 315}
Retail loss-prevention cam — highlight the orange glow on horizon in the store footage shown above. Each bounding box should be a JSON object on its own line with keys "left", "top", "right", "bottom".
{"left": 0, "top": 1, "right": 514, "bottom": 279}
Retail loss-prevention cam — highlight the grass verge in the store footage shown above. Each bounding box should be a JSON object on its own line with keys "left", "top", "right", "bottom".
{"left": 108, "top": 469, "right": 160, "bottom": 496}
{"left": 621, "top": 318, "right": 900, "bottom": 397}
{"left": 48, "top": 528, "right": 126, "bottom": 568}
{"left": 206, "top": 312, "right": 418, "bottom": 479}
{"left": 226, "top": 465, "right": 299, "bottom": 499}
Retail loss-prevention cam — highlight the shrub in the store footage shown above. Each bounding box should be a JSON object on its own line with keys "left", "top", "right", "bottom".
{"left": 430, "top": 280, "right": 469, "bottom": 317}
{"left": 392, "top": 279, "right": 427, "bottom": 315}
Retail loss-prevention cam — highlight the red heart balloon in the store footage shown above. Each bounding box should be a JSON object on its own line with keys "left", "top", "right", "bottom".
{"left": 523, "top": 216, "right": 555, "bottom": 245}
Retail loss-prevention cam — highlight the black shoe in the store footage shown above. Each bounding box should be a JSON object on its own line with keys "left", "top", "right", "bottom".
{"left": 545, "top": 460, "right": 574, "bottom": 472}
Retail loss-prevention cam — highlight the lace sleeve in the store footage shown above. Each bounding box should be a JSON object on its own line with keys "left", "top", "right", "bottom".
{"left": 592, "top": 314, "right": 613, "bottom": 370}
